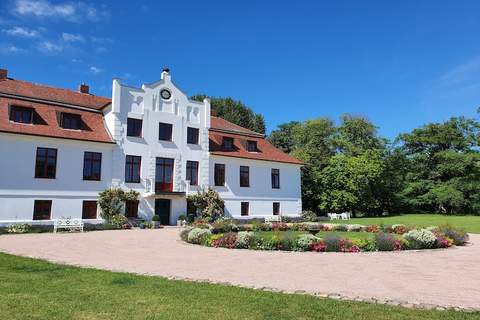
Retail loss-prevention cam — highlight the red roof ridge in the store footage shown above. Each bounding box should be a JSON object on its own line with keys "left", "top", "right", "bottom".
{"left": 210, "top": 116, "right": 263, "bottom": 137}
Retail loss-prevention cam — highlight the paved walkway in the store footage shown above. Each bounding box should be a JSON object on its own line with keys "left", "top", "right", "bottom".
{"left": 0, "top": 228, "right": 479, "bottom": 309}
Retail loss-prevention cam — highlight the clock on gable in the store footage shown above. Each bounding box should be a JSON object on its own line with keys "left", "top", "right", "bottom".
{"left": 160, "top": 88, "right": 172, "bottom": 100}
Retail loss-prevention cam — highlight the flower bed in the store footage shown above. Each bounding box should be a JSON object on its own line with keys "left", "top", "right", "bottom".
{"left": 180, "top": 219, "right": 469, "bottom": 253}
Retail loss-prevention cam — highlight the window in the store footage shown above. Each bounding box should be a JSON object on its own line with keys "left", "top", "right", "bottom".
{"left": 10, "top": 106, "right": 33, "bottom": 124}
{"left": 240, "top": 166, "right": 250, "bottom": 187}
{"left": 241, "top": 202, "right": 249, "bottom": 216}
{"left": 159, "top": 122, "right": 173, "bottom": 141}
{"left": 83, "top": 152, "right": 102, "bottom": 181}
{"left": 222, "top": 137, "right": 234, "bottom": 151}
{"left": 186, "top": 160, "right": 199, "bottom": 186}
{"left": 187, "top": 127, "right": 199, "bottom": 144}
{"left": 82, "top": 201, "right": 97, "bottom": 219}
{"left": 155, "top": 157, "right": 174, "bottom": 192}
{"left": 125, "top": 155, "right": 141, "bottom": 183}
{"left": 127, "top": 118, "right": 142, "bottom": 137}
{"left": 35, "top": 147, "right": 57, "bottom": 179}
{"left": 273, "top": 202, "right": 280, "bottom": 216}
{"left": 61, "top": 112, "right": 81, "bottom": 130}
{"left": 125, "top": 200, "right": 139, "bottom": 218}
{"left": 246, "top": 140, "right": 258, "bottom": 152}
{"left": 271, "top": 169, "right": 280, "bottom": 189}
{"left": 33, "top": 200, "right": 52, "bottom": 220}
{"left": 214, "top": 164, "right": 225, "bottom": 186}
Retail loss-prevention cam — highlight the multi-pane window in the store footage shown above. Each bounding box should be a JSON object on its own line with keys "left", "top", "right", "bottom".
{"left": 33, "top": 200, "right": 52, "bottom": 220}
{"left": 61, "top": 112, "right": 81, "bottom": 130}
{"left": 83, "top": 152, "right": 102, "bottom": 181}
{"left": 125, "top": 155, "right": 141, "bottom": 183}
{"left": 214, "top": 164, "right": 225, "bottom": 186}
{"left": 241, "top": 202, "right": 249, "bottom": 216}
{"left": 273, "top": 202, "right": 280, "bottom": 216}
{"left": 10, "top": 106, "right": 33, "bottom": 123}
{"left": 82, "top": 201, "right": 97, "bottom": 219}
{"left": 187, "top": 127, "right": 199, "bottom": 144}
{"left": 222, "top": 137, "right": 234, "bottom": 151}
{"left": 125, "top": 200, "right": 139, "bottom": 218}
{"left": 246, "top": 140, "right": 258, "bottom": 152}
{"left": 155, "top": 157, "right": 174, "bottom": 192}
{"left": 240, "top": 166, "right": 250, "bottom": 187}
{"left": 127, "top": 118, "right": 143, "bottom": 137}
{"left": 186, "top": 160, "right": 199, "bottom": 186}
{"left": 159, "top": 122, "right": 173, "bottom": 141}
{"left": 35, "top": 147, "right": 57, "bottom": 179}
{"left": 271, "top": 169, "right": 280, "bottom": 189}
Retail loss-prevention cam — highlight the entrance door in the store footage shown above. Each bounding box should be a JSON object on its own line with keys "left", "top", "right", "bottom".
{"left": 156, "top": 157, "right": 174, "bottom": 192}
{"left": 155, "top": 199, "right": 171, "bottom": 225}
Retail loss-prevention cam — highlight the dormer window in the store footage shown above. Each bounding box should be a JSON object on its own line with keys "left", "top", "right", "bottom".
{"left": 222, "top": 137, "right": 234, "bottom": 151}
{"left": 247, "top": 140, "right": 258, "bottom": 152}
{"left": 61, "top": 112, "right": 81, "bottom": 130}
{"left": 10, "top": 106, "right": 33, "bottom": 124}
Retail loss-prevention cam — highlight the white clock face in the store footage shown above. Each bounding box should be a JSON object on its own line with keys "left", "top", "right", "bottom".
{"left": 160, "top": 89, "right": 171, "bottom": 100}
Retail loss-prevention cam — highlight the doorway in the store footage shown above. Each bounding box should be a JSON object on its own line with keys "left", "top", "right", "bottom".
{"left": 155, "top": 199, "right": 171, "bottom": 225}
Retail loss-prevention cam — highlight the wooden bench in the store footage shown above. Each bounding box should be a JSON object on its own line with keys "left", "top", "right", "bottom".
{"left": 265, "top": 216, "right": 282, "bottom": 223}
{"left": 54, "top": 218, "right": 84, "bottom": 233}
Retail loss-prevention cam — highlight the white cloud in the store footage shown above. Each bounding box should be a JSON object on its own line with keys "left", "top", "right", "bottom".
{"left": 3, "top": 26, "right": 40, "bottom": 38}
{"left": 37, "top": 40, "right": 63, "bottom": 53}
{"left": 0, "top": 43, "right": 25, "bottom": 54}
{"left": 89, "top": 65, "right": 102, "bottom": 74}
{"left": 62, "top": 32, "right": 84, "bottom": 42}
{"left": 12, "top": 0, "right": 108, "bottom": 22}
{"left": 439, "top": 57, "right": 480, "bottom": 86}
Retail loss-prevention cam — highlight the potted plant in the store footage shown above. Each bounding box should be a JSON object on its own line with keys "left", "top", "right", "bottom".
{"left": 152, "top": 215, "right": 161, "bottom": 229}
{"left": 177, "top": 214, "right": 187, "bottom": 226}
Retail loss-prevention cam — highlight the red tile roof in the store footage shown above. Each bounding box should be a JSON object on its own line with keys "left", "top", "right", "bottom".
{"left": 209, "top": 118, "right": 303, "bottom": 165}
{"left": 0, "top": 78, "right": 111, "bottom": 110}
{"left": 0, "top": 78, "right": 113, "bottom": 144}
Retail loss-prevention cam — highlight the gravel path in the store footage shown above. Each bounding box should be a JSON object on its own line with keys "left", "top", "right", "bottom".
{"left": 0, "top": 228, "right": 479, "bottom": 309}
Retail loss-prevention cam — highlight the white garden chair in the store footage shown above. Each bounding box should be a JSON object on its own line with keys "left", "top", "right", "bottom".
{"left": 340, "top": 212, "right": 351, "bottom": 220}
{"left": 327, "top": 213, "right": 339, "bottom": 220}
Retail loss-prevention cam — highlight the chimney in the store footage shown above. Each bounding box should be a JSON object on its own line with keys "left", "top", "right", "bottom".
{"left": 0, "top": 69, "right": 8, "bottom": 79}
{"left": 161, "top": 67, "right": 171, "bottom": 81}
{"left": 78, "top": 83, "right": 89, "bottom": 94}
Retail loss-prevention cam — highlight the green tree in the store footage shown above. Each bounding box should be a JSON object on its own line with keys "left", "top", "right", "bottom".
{"left": 267, "top": 121, "right": 300, "bottom": 153}
{"left": 190, "top": 94, "right": 266, "bottom": 134}
{"left": 336, "top": 114, "right": 386, "bottom": 156}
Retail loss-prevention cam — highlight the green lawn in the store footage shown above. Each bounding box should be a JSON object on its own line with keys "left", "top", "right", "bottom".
{"left": 330, "top": 214, "right": 480, "bottom": 233}
{"left": 315, "top": 231, "right": 375, "bottom": 241}
{"left": 0, "top": 253, "right": 479, "bottom": 320}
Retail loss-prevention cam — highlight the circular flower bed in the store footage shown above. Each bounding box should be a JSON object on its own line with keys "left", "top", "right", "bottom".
{"left": 180, "top": 219, "right": 469, "bottom": 253}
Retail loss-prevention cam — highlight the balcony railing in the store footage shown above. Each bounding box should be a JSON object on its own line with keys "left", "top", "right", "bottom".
{"left": 144, "top": 178, "right": 189, "bottom": 196}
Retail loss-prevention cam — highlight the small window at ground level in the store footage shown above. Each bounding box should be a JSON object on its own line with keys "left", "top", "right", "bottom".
{"left": 159, "top": 122, "right": 173, "bottom": 141}
{"left": 82, "top": 201, "right": 97, "bottom": 219}
{"left": 273, "top": 202, "right": 280, "bottom": 216}
{"left": 125, "top": 200, "right": 139, "bottom": 218}
{"left": 33, "top": 200, "right": 52, "bottom": 220}
{"left": 127, "top": 118, "right": 143, "bottom": 137}
{"left": 10, "top": 106, "right": 33, "bottom": 124}
{"left": 61, "top": 112, "right": 81, "bottom": 130}
{"left": 214, "top": 164, "right": 225, "bottom": 186}
{"left": 246, "top": 140, "right": 258, "bottom": 152}
{"left": 187, "top": 127, "right": 199, "bottom": 144}
{"left": 241, "top": 202, "right": 249, "bottom": 216}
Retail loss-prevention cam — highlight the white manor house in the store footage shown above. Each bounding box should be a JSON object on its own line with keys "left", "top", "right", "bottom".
{"left": 0, "top": 68, "right": 302, "bottom": 225}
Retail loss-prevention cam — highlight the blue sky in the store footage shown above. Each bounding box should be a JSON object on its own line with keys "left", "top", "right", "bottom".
{"left": 1, "top": 0, "right": 480, "bottom": 139}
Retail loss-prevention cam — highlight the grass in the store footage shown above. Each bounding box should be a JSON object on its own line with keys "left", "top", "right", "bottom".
{"left": 329, "top": 214, "right": 480, "bottom": 233}
{"left": 0, "top": 253, "right": 478, "bottom": 320}
{"left": 315, "top": 231, "right": 375, "bottom": 241}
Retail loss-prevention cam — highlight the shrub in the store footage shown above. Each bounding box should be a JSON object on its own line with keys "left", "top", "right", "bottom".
{"left": 271, "top": 222, "right": 289, "bottom": 231}
{"left": 212, "top": 232, "right": 237, "bottom": 248}
{"left": 7, "top": 223, "right": 30, "bottom": 234}
{"left": 187, "top": 228, "right": 212, "bottom": 244}
{"left": 110, "top": 214, "right": 128, "bottom": 227}
{"left": 439, "top": 225, "right": 469, "bottom": 246}
{"left": 98, "top": 188, "right": 139, "bottom": 221}
{"left": 352, "top": 238, "right": 376, "bottom": 252}
{"left": 278, "top": 232, "right": 296, "bottom": 251}
{"left": 251, "top": 221, "right": 271, "bottom": 232}
{"left": 152, "top": 215, "right": 161, "bottom": 222}
{"left": 320, "top": 223, "right": 334, "bottom": 231}
{"left": 186, "top": 187, "right": 224, "bottom": 221}
{"left": 381, "top": 224, "right": 393, "bottom": 233}
{"left": 392, "top": 224, "right": 409, "bottom": 235}
{"left": 375, "top": 232, "right": 398, "bottom": 251}
{"left": 179, "top": 228, "right": 192, "bottom": 242}
{"left": 347, "top": 224, "right": 364, "bottom": 232}
{"left": 333, "top": 224, "right": 348, "bottom": 232}
{"left": 211, "top": 218, "right": 238, "bottom": 234}
{"left": 301, "top": 210, "right": 317, "bottom": 222}
{"left": 235, "top": 231, "right": 255, "bottom": 249}
{"left": 309, "top": 241, "right": 327, "bottom": 252}
{"left": 403, "top": 229, "right": 437, "bottom": 249}
{"left": 366, "top": 225, "right": 380, "bottom": 233}
{"left": 295, "top": 234, "right": 320, "bottom": 251}
{"left": 324, "top": 235, "right": 342, "bottom": 252}
{"left": 435, "top": 234, "right": 453, "bottom": 248}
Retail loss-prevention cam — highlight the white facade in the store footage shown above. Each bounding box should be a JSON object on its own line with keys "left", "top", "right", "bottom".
{"left": 0, "top": 70, "right": 302, "bottom": 225}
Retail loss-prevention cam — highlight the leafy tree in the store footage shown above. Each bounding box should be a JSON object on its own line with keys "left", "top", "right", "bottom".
{"left": 336, "top": 114, "right": 385, "bottom": 156}
{"left": 98, "top": 188, "right": 140, "bottom": 221}
{"left": 190, "top": 94, "right": 266, "bottom": 134}
{"left": 267, "top": 121, "right": 300, "bottom": 153}
{"left": 186, "top": 187, "right": 225, "bottom": 221}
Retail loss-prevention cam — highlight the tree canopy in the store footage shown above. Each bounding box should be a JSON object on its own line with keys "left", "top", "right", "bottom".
{"left": 191, "top": 94, "right": 266, "bottom": 134}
